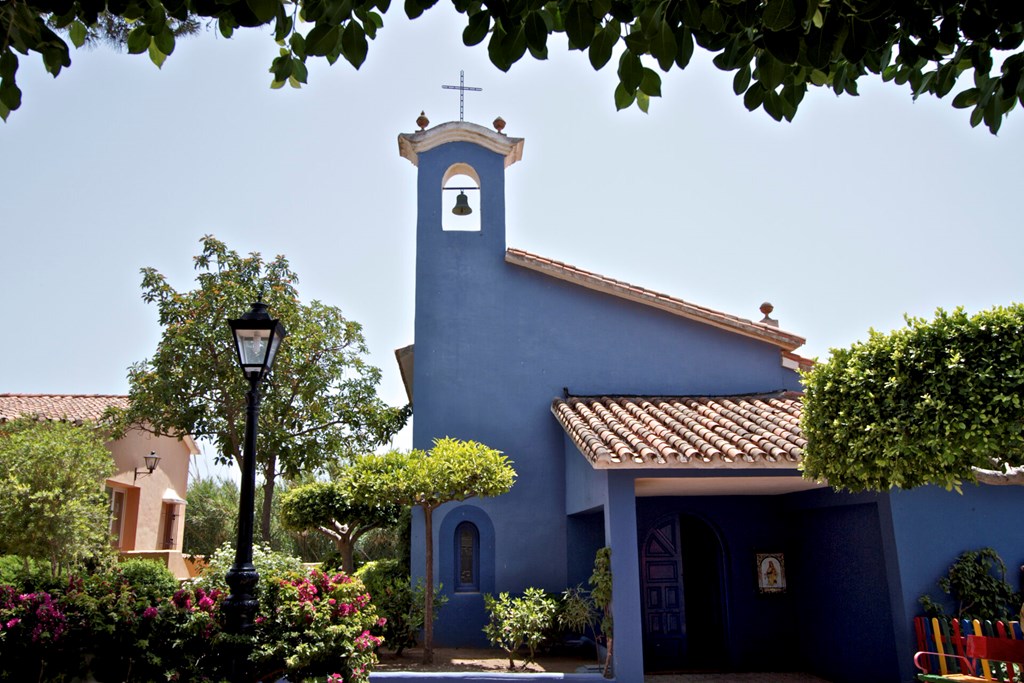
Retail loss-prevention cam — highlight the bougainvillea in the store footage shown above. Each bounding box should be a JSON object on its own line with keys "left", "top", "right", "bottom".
{"left": 0, "top": 551, "right": 382, "bottom": 683}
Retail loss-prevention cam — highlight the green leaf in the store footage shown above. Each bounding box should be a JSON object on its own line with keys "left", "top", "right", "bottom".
{"left": 651, "top": 21, "right": 677, "bottom": 72}
{"left": 524, "top": 13, "right": 548, "bottom": 56}
{"left": 271, "top": 54, "right": 293, "bottom": 81}
{"left": 148, "top": 40, "right": 167, "bottom": 68}
{"left": 952, "top": 88, "right": 979, "bottom": 109}
{"left": 0, "top": 52, "right": 17, "bottom": 81}
{"left": 733, "top": 65, "right": 751, "bottom": 94}
{"left": 675, "top": 29, "right": 694, "bottom": 69}
{"left": 463, "top": 11, "right": 490, "bottom": 47}
{"left": 701, "top": 4, "right": 726, "bottom": 33}
{"left": 306, "top": 24, "right": 340, "bottom": 56}
{"left": 154, "top": 27, "right": 175, "bottom": 56}
{"left": 291, "top": 58, "right": 308, "bottom": 84}
{"left": 69, "top": 21, "right": 88, "bottom": 48}
{"left": 565, "top": 1, "right": 595, "bottom": 50}
{"left": 639, "top": 68, "right": 661, "bottom": 97}
{"left": 341, "top": 22, "right": 368, "bottom": 67}
{"left": 588, "top": 21, "right": 618, "bottom": 70}
{"left": 127, "top": 26, "right": 151, "bottom": 55}
{"left": 636, "top": 89, "right": 650, "bottom": 113}
{"left": 617, "top": 50, "right": 643, "bottom": 92}
{"left": 246, "top": 0, "right": 279, "bottom": 23}
{"left": 290, "top": 32, "right": 307, "bottom": 57}
{"left": 270, "top": 78, "right": 286, "bottom": 89}
{"left": 614, "top": 82, "right": 635, "bottom": 110}
{"left": 0, "top": 81, "right": 21, "bottom": 112}
{"left": 743, "top": 81, "right": 765, "bottom": 110}
{"left": 763, "top": 0, "right": 796, "bottom": 31}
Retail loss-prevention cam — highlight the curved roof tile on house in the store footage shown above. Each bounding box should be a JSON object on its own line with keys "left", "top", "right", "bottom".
{"left": 0, "top": 394, "right": 129, "bottom": 424}
{"left": 552, "top": 393, "right": 805, "bottom": 469}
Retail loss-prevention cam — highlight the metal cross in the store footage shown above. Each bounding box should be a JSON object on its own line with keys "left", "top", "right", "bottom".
{"left": 442, "top": 70, "right": 482, "bottom": 122}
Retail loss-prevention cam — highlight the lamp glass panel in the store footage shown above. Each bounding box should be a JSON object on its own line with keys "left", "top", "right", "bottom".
{"left": 235, "top": 329, "right": 272, "bottom": 368}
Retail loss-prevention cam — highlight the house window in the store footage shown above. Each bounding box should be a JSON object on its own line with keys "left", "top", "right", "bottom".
{"left": 160, "top": 502, "right": 180, "bottom": 550}
{"left": 455, "top": 521, "right": 480, "bottom": 592}
{"left": 107, "top": 486, "right": 126, "bottom": 549}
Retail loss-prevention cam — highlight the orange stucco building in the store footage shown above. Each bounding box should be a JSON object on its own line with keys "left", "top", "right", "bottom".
{"left": 0, "top": 394, "right": 198, "bottom": 578}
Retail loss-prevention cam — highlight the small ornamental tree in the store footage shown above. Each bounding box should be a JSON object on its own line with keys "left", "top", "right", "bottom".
{"left": 0, "top": 419, "right": 114, "bottom": 576}
{"left": 802, "top": 305, "right": 1024, "bottom": 492}
{"left": 116, "top": 236, "right": 409, "bottom": 543}
{"left": 280, "top": 459, "right": 403, "bottom": 573}
{"left": 354, "top": 439, "right": 516, "bottom": 664}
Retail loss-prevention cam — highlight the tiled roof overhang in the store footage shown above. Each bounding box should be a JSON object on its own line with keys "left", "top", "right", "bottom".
{"left": 507, "top": 249, "right": 806, "bottom": 352}
{"left": 0, "top": 394, "right": 129, "bottom": 423}
{"left": 552, "top": 393, "right": 805, "bottom": 470}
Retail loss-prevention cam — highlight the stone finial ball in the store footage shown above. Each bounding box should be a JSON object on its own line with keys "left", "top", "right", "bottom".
{"left": 760, "top": 302, "right": 774, "bottom": 316}
{"left": 417, "top": 112, "right": 429, "bottom": 130}
{"left": 494, "top": 116, "right": 506, "bottom": 132}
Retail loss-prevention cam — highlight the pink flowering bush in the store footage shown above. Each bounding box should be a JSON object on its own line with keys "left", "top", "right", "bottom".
{"left": 0, "top": 547, "right": 382, "bottom": 683}
{"left": 252, "top": 567, "right": 382, "bottom": 682}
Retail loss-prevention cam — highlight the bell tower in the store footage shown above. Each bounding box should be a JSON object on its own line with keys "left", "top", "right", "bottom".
{"left": 398, "top": 116, "right": 525, "bottom": 451}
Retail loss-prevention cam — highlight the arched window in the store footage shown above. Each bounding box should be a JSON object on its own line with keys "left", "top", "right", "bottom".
{"left": 454, "top": 521, "right": 480, "bottom": 592}
{"left": 442, "top": 164, "right": 481, "bottom": 232}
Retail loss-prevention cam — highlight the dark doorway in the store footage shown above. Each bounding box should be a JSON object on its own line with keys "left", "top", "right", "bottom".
{"left": 641, "top": 514, "right": 727, "bottom": 672}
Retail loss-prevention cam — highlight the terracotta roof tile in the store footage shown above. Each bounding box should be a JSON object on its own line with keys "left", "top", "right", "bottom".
{"left": 506, "top": 248, "right": 806, "bottom": 352}
{"left": 552, "top": 393, "right": 805, "bottom": 470}
{"left": 0, "top": 394, "right": 128, "bottom": 424}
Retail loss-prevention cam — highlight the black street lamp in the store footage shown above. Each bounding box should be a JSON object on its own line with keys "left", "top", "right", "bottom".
{"left": 224, "top": 301, "right": 286, "bottom": 682}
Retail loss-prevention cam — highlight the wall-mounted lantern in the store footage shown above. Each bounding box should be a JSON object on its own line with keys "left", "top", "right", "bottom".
{"left": 133, "top": 451, "right": 161, "bottom": 484}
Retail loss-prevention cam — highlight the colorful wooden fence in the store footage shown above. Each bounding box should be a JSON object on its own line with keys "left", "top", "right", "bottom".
{"left": 914, "top": 617, "right": 1023, "bottom": 681}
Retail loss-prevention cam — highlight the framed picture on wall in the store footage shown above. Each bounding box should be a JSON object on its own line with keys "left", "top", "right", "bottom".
{"left": 756, "top": 552, "right": 786, "bottom": 594}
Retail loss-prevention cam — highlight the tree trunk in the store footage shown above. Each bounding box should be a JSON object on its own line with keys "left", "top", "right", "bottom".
{"left": 340, "top": 540, "right": 355, "bottom": 574}
{"left": 260, "top": 457, "right": 276, "bottom": 544}
{"left": 422, "top": 505, "right": 434, "bottom": 665}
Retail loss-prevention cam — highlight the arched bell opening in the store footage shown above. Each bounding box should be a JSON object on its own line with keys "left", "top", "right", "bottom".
{"left": 442, "top": 163, "right": 482, "bottom": 232}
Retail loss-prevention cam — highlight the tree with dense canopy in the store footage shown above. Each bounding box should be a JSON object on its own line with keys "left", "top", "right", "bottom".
{"left": 279, "top": 458, "right": 403, "bottom": 573}
{"left": 352, "top": 439, "right": 516, "bottom": 664}
{"left": 115, "top": 236, "right": 410, "bottom": 543}
{"left": 801, "top": 304, "right": 1024, "bottom": 492}
{"left": 0, "top": 418, "right": 114, "bottom": 576}
{"left": 2, "top": 0, "right": 1022, "bottom": 132}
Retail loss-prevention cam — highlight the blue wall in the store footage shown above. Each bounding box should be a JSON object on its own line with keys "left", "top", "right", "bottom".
{"left": 887, "top": 484, "right": 1024, "bottom": 682}
{"left": 408, "top": 134, "right": 801, "bottom": 648}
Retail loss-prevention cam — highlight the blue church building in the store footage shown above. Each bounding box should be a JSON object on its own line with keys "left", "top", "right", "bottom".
{"left": 394, "top": 119, "right": 1024, "bottom": 683}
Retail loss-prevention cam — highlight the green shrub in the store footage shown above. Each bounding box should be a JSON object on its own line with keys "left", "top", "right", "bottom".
{"left": 483, "top": 588, "right": 558, "bottom": 670}
{"left": 355, "top": 559, "right": 447, "bottom": 656}
{"left": 919, "top": 547, "right": 1022, "bottom": 621}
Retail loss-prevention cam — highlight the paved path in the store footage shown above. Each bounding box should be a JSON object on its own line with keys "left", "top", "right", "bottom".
{"left": 646, "top": 674, "right": 831, "bottom": 682}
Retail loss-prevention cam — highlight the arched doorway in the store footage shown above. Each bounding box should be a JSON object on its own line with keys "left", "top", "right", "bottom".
{"left": 641, "top": 514, "right": 728, "bottom": 672}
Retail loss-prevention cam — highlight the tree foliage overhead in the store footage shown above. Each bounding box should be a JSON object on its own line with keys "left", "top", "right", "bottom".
{"left": 0, "top": 418, "right": 114, "bottom": 576}
{"left": 117, "top": 235, "right": 410, "bottom": 542}
{"left": 801, "top": 304, "right": 1024, "bottom": 492}
{"left": 2, "top": 0, "right": 1022, "bottom": 133}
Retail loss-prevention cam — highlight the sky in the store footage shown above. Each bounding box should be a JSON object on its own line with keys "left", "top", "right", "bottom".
{"left": 2, "top": 8, "right": 1023, "bottom": 467}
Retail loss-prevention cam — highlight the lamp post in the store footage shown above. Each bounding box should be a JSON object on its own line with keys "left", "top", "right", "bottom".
{"left": 224, "top": 301, "right": 287, "bottom": 682}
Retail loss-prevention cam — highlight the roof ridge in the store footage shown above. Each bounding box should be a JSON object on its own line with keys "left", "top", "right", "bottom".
{"left": 0, "top": 393, "right": 128, "bottom": 398}
{"left": 505, "top": 248, "right": 805, "bottom": 352}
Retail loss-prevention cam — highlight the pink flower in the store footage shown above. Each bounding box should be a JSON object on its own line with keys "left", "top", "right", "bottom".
{"left": 377, "top": 617, "right": 387, "bottom": 627}
{"left": 143, "top": 607, "right": 159, "bottom": 619}
{"left": 5, "top": 617, "right": 21, "bottom": 629}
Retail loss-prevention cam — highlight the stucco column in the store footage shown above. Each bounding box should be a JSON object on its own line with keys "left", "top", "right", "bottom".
{"left": 605, "top": 473, "right": 643, "bottom": 680}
